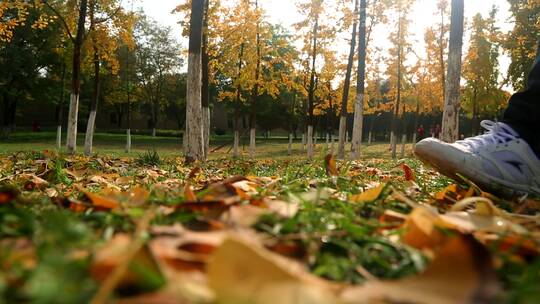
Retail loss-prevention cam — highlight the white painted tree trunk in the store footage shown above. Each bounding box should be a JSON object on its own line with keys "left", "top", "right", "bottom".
{"left": 288, "top": 133, "right": 293, "bottom": 155}
{"left": 337, "top": 116, "right": 347, "bottom": 159}
{"left": 184, "top": 0, "right": 205, "bottom": 162}
{"left": 151, "top": 128, "right": 156, "bottom": 137}
{"left": 249, "top": 128, "right": 256, "bottom": 158}
{"left": 391, "top": 131, "right": 397, "bottom": 159}
{"left": 125, "top": 129, "right": 132, "bottom": 153}
{"left": 314, "top": 133, "right": 318, "bottom": 146}
{"left": 84, "top": 110, "right": 97, "bottom": 156}
{"left": 66, "top": 93, "right": 79, "bottom": 154}
{"left": 330, "top": 135, "right": 335, "bottom": 154}
{"left": 326, "top": 133, "right": 329, "bottom": 147}
{"left": 400, "top": 134, "right": 407, "bottom": 159}
{"left": 441, "top": 0, "right": 464, "bottom": 143}
{"left": 368, "top": 131, "right": 372, "bottom": 146}
{"left": 351, "top": 93, "right": 364, "bottom": 159}
{"left": 203, "top": 106, "right": 210, "bottom": 159}
{"left": 233, "top": 130, "right": 240, "bottom": 157}
{"left": 185, "top": 52, "right": 205, "bottom": 162}
{"left": 56, "top": 125, "right": 62, "bottom": 150}
{"left": 301, "top": 133, "right": 306, "bottom": 151}
{"left": 412, "top": 133, "right": 417, "bottom": 148}
{"left": 307, "top": 125, "right": 314, "bottom": 159}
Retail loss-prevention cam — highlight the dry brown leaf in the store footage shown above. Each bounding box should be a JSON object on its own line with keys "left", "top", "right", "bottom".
{"left": 184, "top": 182, "right": 197, "bottom": 201}
{"left": 82, "top": 190, "right": 120, "bottom": 210}
{"left": 401, "top": 163, "right": 415, "bottom": 181}
{"left": 341, "top": 235, "right": 499, "bottom": 304}
{"left": 207, "top": 237, "right": 339, "bottom": 304}
{"left": 325, "top": 154, "right": 339, "bottom": 177}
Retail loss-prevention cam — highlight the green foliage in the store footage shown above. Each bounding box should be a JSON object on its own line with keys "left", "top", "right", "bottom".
{"left": 136, "top": 149, "right": 162, "bottom": 166}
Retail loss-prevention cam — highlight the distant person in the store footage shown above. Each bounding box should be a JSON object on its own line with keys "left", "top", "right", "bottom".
{"left": 417, "top": 124, "right": 425, "bottom": 141}
{"left": 415, "top": 40, "right": 540, "bottom": 195}
{"left": 433, "top": 124, "right": 441, "bottom": 139}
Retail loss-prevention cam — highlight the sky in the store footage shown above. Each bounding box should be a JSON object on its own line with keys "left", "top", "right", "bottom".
{"left": 134, "top": 0, "right": 514, "bottom": 88}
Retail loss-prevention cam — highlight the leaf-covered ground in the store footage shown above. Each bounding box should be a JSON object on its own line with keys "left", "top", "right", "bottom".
{"left": 0, "top": 149, "right": 539, "bottom": 303}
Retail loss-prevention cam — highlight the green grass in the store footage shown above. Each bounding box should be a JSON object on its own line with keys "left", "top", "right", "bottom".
{"left": 0, "top": 131, "right": 413, "bottom": 160}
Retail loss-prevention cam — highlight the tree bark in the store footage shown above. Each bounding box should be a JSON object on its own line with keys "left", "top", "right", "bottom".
{"left": 232, "top": 43, "right": 244, "bottom": 158}
{"left": 185, "top": 0, "right": 206, "bottom": 162}
{"left": 85, "top": 6, "right": 100, "bottom": 156}
{"left": 66, "top": 0, "right": 88, "bottom": 154}
{"left": 338, "top": 0, "right": 359, "bottom": 159}
{"left": 307, "top": 16, "right": 319, "bottom": 159}
{"left": 352, "top": 0, "right": 367, "bottom": 160}
{"left": 441, "top": 0, "right": 464, "bottom": 143}
{"left": 126, "top": 46, "right": 132, "bottom": 153}
{"left": 249, "top": 0, "right": 261, "bottom": 158}
{"left": 201, "top": 0, "right": 210, "bottom": 158}
{"left": 391, "top": 7, "right": 403, "bottom": 159}
{"left": 56, "top": 63, "right": 66, "bottom": 150}
{"left": 84, "top": 44, "right": 100, "bottom": 156}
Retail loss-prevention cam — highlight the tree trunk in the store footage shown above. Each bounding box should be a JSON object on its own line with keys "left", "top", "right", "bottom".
{"left": 288, "top": 133, "right": 293, "bottom": 155}
{"left": 352, "top": 0, "right": 367, "bottom": 160}
{"left": 249, "top": 0, "right": 261, "bottom": 159}
{"left": 471, "top": 86, "right": 478, "bottom": 136}
{"left": 439, "top": 5, "right": 446, "bottom": 99}
{"left": 307, "top": 16, "right": 319, "bottom": 159}
{"left": 66, "top": 0, "right": 88, "bottom": 154}
{"left": 338, "top": 0, "right": 359, "bottom": 159}
{"left": 400, "top": 134, "right": 407, "bottom": 158}
{"left": 56, "top": 63, "right": 66, "bottom": 150}
{"left": 126, "top": 45, "right": 132, "bottom": 153}
{"left": 201, "top": 0, "right": 210, "bottom": 158}
{"left": 441, "top": 0, "right": 464, "bottom": 143}
{"left": 85, "top": 17, "right": 100, "bottom": 156}
{"left": 185, "top": 0, "right": 205, "bottom": 162}
{"left": 391, "top": 9, "right": 403, "bottom": 160}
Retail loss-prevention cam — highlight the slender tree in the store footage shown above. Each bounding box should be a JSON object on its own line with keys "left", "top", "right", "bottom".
{"left": 441, "top": 0, "right": 464, "bottom": 142}
{"left": 185, "top": 0, "right": 205, "bottom": 162}
{"left": 201, "top": 0, "right": 211, "bottom": 158}
{"left": 65, "top": 0, "right": 88, "bottom": 154}
{"left": 351, "top": 0, "right": 367, "bottom": 160}
{"left": 249, "top": 0, "right": 262, "bottom": 158}
{"left": 337, "top": 0, "right": 358, "bottom": 159}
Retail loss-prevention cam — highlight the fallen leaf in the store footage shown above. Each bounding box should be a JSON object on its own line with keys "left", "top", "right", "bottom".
{"left": 207, "top": 237, "right": 339, "bottom": 304}
{"left": 82, "top": 189, "right": 120, "bottom": 210}
{"left": 401, "top": 163, "right": 415, "bottom": 181}
{"left": 350, "top": 183, "right": 386, "bottom": 203}
{"left": 341, "top": 235, "right": 499, "bottom": 304}
{"left": 184, "top": 182, "right": 197, "bottom": 201}
{"left": 325, "top": 154, "right": 339, "bottom": 177}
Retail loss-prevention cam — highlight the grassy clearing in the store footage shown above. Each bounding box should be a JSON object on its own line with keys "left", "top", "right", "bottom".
{"left": 0, "top": 131, "right": 413, "bottom": 159}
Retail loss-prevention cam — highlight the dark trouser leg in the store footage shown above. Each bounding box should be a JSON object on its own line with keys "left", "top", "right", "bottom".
{"left": 503, "top": 39, "right": 540, "bottom": 155}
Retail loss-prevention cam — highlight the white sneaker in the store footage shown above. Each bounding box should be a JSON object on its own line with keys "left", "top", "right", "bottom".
{"left": 414, "top": 120, "right": 540, "bottom": 196}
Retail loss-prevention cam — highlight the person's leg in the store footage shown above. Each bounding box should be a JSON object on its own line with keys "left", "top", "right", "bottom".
{"left": 502, "top": 39, "right": 540, "bottom": 156}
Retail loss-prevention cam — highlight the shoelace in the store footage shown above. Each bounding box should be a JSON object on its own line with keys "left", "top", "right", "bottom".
{"left": 455, "top": 120, "right": 519, "bottom": 152}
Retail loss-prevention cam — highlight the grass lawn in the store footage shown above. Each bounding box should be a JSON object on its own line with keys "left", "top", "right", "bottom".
{"left": 0, "top": 132, "right": 538, "bottom": 303}
{"left": 0, "top": 131, "right": 414, "bottom": 159}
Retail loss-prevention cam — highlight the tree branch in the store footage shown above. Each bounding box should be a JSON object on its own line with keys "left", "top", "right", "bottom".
{"left": 41, "top": 0, "right": 75, "bottom": 43}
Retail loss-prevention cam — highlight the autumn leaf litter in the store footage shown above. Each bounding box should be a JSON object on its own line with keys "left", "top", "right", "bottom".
{"left": 0, "top": 151, "right": 539, "bottom": 303}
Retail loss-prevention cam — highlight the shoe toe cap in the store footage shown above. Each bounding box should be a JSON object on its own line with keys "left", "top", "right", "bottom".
{"left": 414, "top": 138, "right": 466, "bottom": 180}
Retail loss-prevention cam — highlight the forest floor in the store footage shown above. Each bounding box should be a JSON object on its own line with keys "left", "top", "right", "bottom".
{"left": 0, "top": 135, "right": 539, "bottom": 303}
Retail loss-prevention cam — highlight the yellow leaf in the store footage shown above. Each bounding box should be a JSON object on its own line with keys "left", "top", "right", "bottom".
{"left": 350, "top": 183, "right": 386, "bottom": 203}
